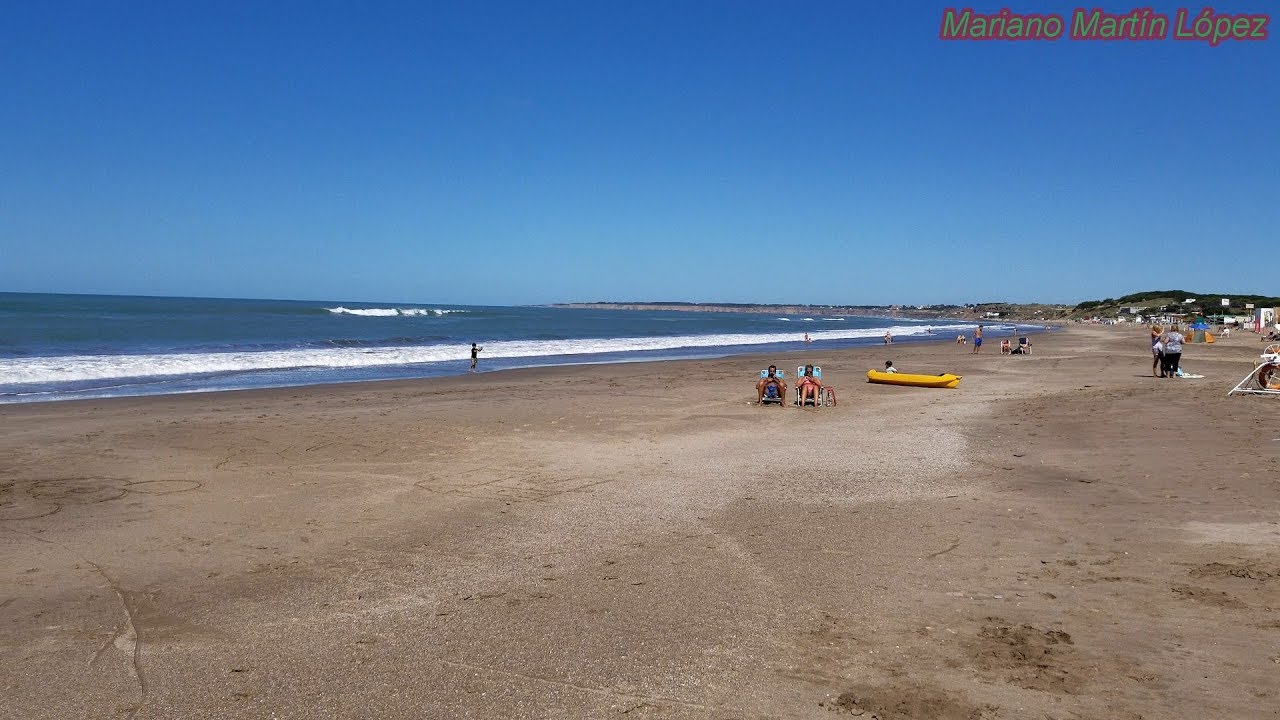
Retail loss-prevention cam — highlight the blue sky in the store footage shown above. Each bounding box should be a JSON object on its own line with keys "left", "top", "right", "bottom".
{"left": 1, "top": 1, "right": 1276, "bottom": 306}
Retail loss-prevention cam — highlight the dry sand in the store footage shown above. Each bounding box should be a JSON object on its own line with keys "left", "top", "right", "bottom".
{"left": 2, "top": 325, "right": 1278, "bottom": 719}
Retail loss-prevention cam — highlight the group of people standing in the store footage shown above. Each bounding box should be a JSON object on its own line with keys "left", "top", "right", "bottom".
{"left": 1150, "top": 325, "right": 1184, "bottom": 378}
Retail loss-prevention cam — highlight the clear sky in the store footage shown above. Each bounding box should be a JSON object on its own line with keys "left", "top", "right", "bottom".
{"left": 2, "top": 1, "right": 1277, "bottom": 306}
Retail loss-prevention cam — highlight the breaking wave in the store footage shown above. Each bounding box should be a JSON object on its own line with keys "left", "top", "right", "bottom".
{"left": 326, "top": 307, "right": 466, "bottom": 317}
{"left": 0, "top": 323, "right": 988, "bottom": 387}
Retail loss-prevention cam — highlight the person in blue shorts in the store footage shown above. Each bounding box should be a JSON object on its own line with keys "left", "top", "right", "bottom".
{"left": 756, "top": 365, "right": 787, "bottom": 405}
{"left": 972, "top": 325, "right": 984, "bottom": 353}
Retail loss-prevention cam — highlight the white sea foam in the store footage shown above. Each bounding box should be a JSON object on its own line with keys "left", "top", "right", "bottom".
{"left": 326, "top": 307, "right": 464, "bottom": 316}
{"left": 0, "top": 323, "right": 994, "bottom": 387}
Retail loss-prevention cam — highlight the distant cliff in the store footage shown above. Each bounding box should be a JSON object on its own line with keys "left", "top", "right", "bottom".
{"left": 553, "top": 302, "right": 897, "bottom": 316}
{"left": 552, "top": 302, "right": 1070, "bottom": 322}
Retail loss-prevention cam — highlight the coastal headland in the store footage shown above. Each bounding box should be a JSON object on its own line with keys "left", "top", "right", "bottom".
{"left": 2, "top": 325, "right": 1277, "bottom": 718}
{"left": 553, "top": 301, "right": 1068, "bottom": 323}
{"left": 558, "top": 289, "right": 1280, "bottom": 324}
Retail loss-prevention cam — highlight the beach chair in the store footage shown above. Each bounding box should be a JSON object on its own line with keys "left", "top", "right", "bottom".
{"left": 1229, "top": 349, "right": 1280, "bottom": 396}
{"left": 1014, "top": 337, "right": 1032, "bottom": 355}
{"left": 758, "top": 369, "right": 786, "bottom": 405}
{"left": 794, "top": 365, "right": 827, "bottom": 407}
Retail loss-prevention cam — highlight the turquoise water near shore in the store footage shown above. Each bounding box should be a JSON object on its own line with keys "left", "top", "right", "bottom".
{"left": 0, "top": 293, "right": 1025, "bottom": 403}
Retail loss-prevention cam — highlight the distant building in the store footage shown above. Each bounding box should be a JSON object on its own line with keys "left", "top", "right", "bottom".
{"left": 1254, "top": 308, "right": 1277, "bottom": 333}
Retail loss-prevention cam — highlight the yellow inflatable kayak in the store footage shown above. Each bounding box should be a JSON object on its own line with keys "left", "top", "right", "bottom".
{"left": 866, "top": 369, "right": 961, "bottom": 388}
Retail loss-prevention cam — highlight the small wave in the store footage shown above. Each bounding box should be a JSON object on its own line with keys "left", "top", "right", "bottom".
{"left": 326, "top": 307, "right": 465, "bottom": 317}
{"left": 777, "top": 318, "right": 791, "bottom": 321}
{"left": 820, "top": 317, "right": 846, "bottom": 321}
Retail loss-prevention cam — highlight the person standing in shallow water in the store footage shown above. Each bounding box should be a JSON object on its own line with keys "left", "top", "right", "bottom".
{"left": 470, "top": 343, "right": 482, "bottom": 372}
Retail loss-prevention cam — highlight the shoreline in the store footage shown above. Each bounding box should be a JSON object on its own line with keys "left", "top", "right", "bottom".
{"left": 1, "top": 323, "right": 1049, "bottom": 407}
{"left": 3, "top": 323, "right": 1275, "bottom": 718}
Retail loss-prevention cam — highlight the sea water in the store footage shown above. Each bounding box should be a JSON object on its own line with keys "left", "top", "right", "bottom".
{"left": 0, "top": 293, "right": 1021, "bottom": 403}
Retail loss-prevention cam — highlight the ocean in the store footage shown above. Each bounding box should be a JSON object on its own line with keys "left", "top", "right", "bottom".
{"left": 0, "top": 293, "right": 1020, "bottom": 404}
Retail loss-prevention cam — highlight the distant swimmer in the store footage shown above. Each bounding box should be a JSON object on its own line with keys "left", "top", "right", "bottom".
{"left": 883, "top": 331, "right": 893, "bottom": 345}
{"left": 804, "top": 333, "right": 811, "bottom": 343}
{"left": 470, "top": 342, "right": 483, "bottom": 371}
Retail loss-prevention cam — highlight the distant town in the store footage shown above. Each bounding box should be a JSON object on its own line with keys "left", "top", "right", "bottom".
{"left": 556, "top": 290, "right": 1280, "bottom": 326}
{"left": 553, "top": 301, "right": 1064, "bottom": 323}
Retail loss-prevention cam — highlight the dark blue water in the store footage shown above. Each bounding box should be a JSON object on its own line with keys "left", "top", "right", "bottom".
{"left": 0, "top": 292, "right": 1008, "bottom": 403}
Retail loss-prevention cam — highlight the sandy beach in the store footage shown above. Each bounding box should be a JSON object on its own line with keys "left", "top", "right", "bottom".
{"left": 3, "top": 324, "right": 1278, "bottom": 719}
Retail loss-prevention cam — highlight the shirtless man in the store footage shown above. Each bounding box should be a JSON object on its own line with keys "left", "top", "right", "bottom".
{"left": 756, "top": 365, "right": 787, "bottom": 405}
{"left": 972, "top": 325, "right": 983, "bottom": 354}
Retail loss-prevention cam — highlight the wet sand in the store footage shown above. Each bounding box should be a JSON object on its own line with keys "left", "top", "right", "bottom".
{"left": 3, "top": 325, "right": 1278, "bottom": 719}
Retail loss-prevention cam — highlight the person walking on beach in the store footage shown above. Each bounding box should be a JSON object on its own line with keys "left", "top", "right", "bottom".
{"left": 469, "top": 343, "right": 483, "bottom": 372}
{"left": 971, "top": 325, "right": 983, "bottom": 354}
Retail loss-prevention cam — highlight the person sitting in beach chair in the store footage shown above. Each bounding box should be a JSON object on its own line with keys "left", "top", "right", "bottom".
{"left": 756, "top": 365, "right": 787, "bottom": 406}
{"left": 999, "top": 339, "right": 1011, "bottom": 355}
{"left": 1011, "top": 337, "right": 1032, "bottom": 355}
{"left": 795, "top": 364, "right": 825, "bottom": 407}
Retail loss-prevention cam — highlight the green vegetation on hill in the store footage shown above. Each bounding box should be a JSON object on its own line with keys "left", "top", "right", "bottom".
{"left": 1073, "top": 290, "right": 1280, "bottom": 318}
